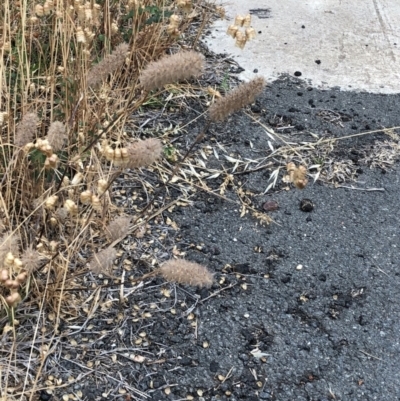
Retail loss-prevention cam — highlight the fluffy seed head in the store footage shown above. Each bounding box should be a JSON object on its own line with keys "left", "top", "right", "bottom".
{"left": 159, "top": 258, "right": 214, "bottom": 288}
{"left": 139, "top": 51, "right": 204, "bottom": 91}
{"left": 0, "top": 233, "right": 20, "bottom": 266}
{"left": 89, "top": 246, "right": 117, "bottom": 274}
{"left": 87, "top": 42, "right": 129, "bottom": 88}
{"left": 47, "top": 121, "right": 67, "bottom": 151}
{"left": 15, "top": 113, "right": 39, "bottom": 147}
{"left": 20, "top": 246, "right": 42, "bottom": 273}
{"left": 106, "top": 216, "right": 131, "bottom": 242}
{"left": 122, "top": 138, "right": 163, "bottom": 169}
{"left": 208, "top": 76, "right": 266, "bottom": 122}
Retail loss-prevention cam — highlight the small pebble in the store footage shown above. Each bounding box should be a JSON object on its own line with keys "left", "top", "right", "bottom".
{"left": 263, "top": 200, "right": 279, "bottom": 212}
{"left": 296, "top": 264, "right": 303, "bottom": 270}
{"left": 300, "top": 198, "right": 314, "bottom": 212}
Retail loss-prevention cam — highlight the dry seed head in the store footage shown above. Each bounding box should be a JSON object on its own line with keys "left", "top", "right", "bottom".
{"left": 227, "top": 24, "right": 239, "bottom": 38}
{"left": 44, "top": 154, "right": 59, "bottom": 169}
{"left": 89, "top": 246, "right": 117, "bottom": 274}
{"left": 36, "top": 138, "right": 53, "bottom": 156}
{"left": 169, "top": 14, "right": 181, "bottom": 28}
{"left": 35, "top": 4, "right": 44, "bottom": 16}
{"left": 97, "top": 179, "right": 108, "bottom": 195}
{"left": 235, "top": 31, "right": 247, "bottom": 49}
{"left": 166, "top": 26, "right": 180, "bottom": 38}
{"left": 111, "top": 22, "right": 118, "bottom": 34}
{"left": 104, "top": 145, "right": 115, "bottom": 161}
{"left": 76, "top": 27, "right": 86, "bottom": 43}
{"left": 47, "top": 121, "right": 67, "bottom": 151}
{"left": 43, "top": 1, "right": 53, "bottom": 15}
{"left": 243, "top": 14, "right": 251, "bottom": 27}
{"left": 64, "top": 199, "right": 78, "bottom": 215}
{"left": 123, "top": 138, "right": 163, "bottom": 169}
{"left": 77, "top": 5, "right": 85, "bottom": 22}
{"left": 4, "top": 252, "right": 15, "bottom": 268}
{"left": 128, "top": 0, "right": 140, "bottom": 9}
{"left": 0, "top": 233, "right": 20, "bottom": 265}
{"left": 216, "top": 6, "right": 225, "bottom": 19}
{"left": 106, "top": 216, "right": 131, "bottom": 242}
{"left": 2, "top": 42, "right": 11, "bottom": 52}
{"left": 84, "top": 28, "right": 95, "bottom": 43}
{"left": 159, "top": 258, "right": 214, "bottom": 288}
{"left": 91, "top": 195, "right": 101, "bottom": 210}
{"left": 21, "top": 246, "right": 40, "bottom": 274}
{"left": 55, "top": 207, "right": 68, "bottom": 221}
{"left": 15, "top": 271, "right": 28, "bottom": 284}
{"left": 209, "top": 76, "right": 266, "bottom": 122}
{"left": 80, "top": 190, "right": 93, "bottom": 204}
{"left": 13, "top": 258, "right": 23, "bottom": 271}
{"left": 71, "top": 172, "right": 84, "bottom": 186}
{"left": 15, "top": 112, "right": 38, "bottom": 147}
{"left": 29, "top": 16, "right": 40, "bottom": 24}
{"left": 176, "top": 0, "right": 192, "bottom": 12}
{"left": 6, "top": 292, "right": 22, "bottom": 308}
{"left": 235, "top": 15, "right": 245, "bottom": 26}
{"left": 85, "top": 7, "right": 93, "bottom": 21}
{"left": 4, "top": 279, "right": 20, "bottom": 289}
{"left": 287, "top": 162, "right": 308, "bottom": 189}
{"left": 87, "top": 42, "right": 129, "bottom": 88}
{"left": 0, "top": 112, "right": 8, "bottom": 126}
{"left": 245, "top": 27, "right": 256, "bottom": 41}
{"left": 62, "top": 177, "right": 70, "bottom": 187}
{"left": 0, "top": 269, "right": 9, "bottom": 282}
{"left": 139, "top": 50, "right": 204, "bottom": 91}
{"left": 44, "top": 195, "right": 58, "bottom": 210}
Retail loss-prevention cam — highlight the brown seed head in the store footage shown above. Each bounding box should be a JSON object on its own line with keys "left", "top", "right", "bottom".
{"left": 15, "top": 113, "right": 38, "bottom": 147}
{"left": 47, "top": 121, "right": 67, "bottom": 151}
{"left": 123, "top": 138, "right": 163, "bottom": 169}
{"left": 139, "top": 51, "right": 204, "bottom": 91}
{"left": 87, "top": 42, "right": 129, "bottom": 88}
{"left": 89, "top": 246, "right": 117, "bottom": 274}
{"left": 208, "top": 76, "right": 266, "bottom": 122}
{"left": 159, "top": 258, "right": 214, "bottom": 288}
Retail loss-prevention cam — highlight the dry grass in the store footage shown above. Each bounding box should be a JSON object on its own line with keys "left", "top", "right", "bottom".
{"left": 0, "top": 0, "right": 221, "bottom": 398}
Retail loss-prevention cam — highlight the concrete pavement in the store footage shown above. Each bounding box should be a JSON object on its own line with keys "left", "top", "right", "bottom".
{"left": 206, "top": 0, "right": 400, "bottom": 93}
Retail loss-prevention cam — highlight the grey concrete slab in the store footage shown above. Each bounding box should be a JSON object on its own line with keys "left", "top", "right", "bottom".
{"left": 206, "top": 0, "right": 400, "bottom": 93}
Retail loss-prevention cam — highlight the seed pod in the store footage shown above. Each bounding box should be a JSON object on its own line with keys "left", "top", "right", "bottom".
{"left": 0, "top": 269, "right": 9, "bottom": 282}
{"left": 80, "top": 190, "right": 93, "bottom": 204}
{"left": 227, "top": 24, "right": 238, "bottom": 38}
{"left": 245, "top": 27, "right": 256, "bottom": 41}
{"left": 6, "top": 291, "right": 22, "bottom": 307}
{"left": 35, "top": 4, "right": 44, "bottom": 17}
{"left": 64, "top": 199, "right": 78, "bottom": 215}
{"left": 235, "top": 31, "right": 247, "bottom": 49}
{"left": 16, "top": 271, "right": 28, "bottom": 284}
{"left": 71, "top": 172, "right": 84, "bottom": 186}
{"left": 45, "top": 195, "right": 58, "bottom": 210}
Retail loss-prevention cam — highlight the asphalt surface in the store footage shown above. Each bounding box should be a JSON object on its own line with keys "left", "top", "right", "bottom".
{"left": 49, "top": 75, "right": 400, "bottom": 401}
{"left": 154, "top": 75, "right": 400, "bottom": 401}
